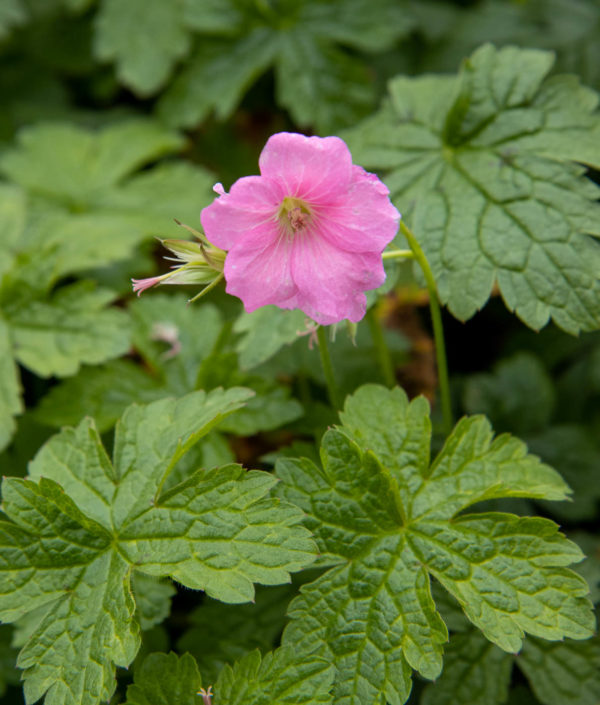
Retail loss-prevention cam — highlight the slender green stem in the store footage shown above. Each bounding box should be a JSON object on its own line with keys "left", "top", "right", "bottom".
{"left": 366, "top": 306, "right": 396, "bottom": 388}
{"left": 187, "top": 272, "right": 224, "bottom": 304}
{"left": 316, "top": 325, "right": 342, "bottom": 411}
{"left": 400, "top": 221, "right": 453, "bottom": 436}
{"left": 382, "top": 249, "right": 415, "bottom": 261}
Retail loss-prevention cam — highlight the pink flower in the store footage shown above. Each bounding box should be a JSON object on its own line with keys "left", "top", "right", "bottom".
{"left": 200, "top": 132, "right": 400, "bottom": 325}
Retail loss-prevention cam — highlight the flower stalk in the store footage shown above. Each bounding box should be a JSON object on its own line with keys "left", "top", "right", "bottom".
{"left": 316, "top": 325, "right": 342, "bottom": 411}
{"left": 400, "top": 221, "right": 453, "bottom": 436}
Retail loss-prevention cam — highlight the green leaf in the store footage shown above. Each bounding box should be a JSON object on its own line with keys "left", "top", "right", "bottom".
{"left": 346, "top": 44, "right": 600, "bottom": 333}
{"left": 130, "top": 295, "right": 224, "bottom": 395}
{"left": 0, "top": 625, "right": 19, "bottom": 697}
{"left": 277, "top": 385, "right": 595, "bottom": 705}
{"left": 463, "top": 353, "right": 555, "bottom": 435}
{"left": 420, "top": 629, "right": 512, "bottom": 705}
{"left": 178, "top": 584, "right": 296, "bottom": 685}
{"left": 215, "top": 646, "right": 334, "bottom": 705}
{"left": 518, "top": 636, "right": 600, "bottom": 705}
{"left": 0, "top": 389, "right": 315, "bottom": 705}
{"left": 131, "top": 574, "right": 176, "bottom": 631}
{"left": 571, "top": 533, "right": 600, "bottom": 604}
{"left": 0, "top": 184, "right": 26, "bottom": 280}
{"left": 158, "top": 31, "right": 280, "bottom": 129}
{"left": 422, "top": 628, "right": 600, "bottom": 705}
{"left": 94, "top": 0, "right": 191, "bottom": 96}
{"left": 124, "top": 652, "right": 202, "bottom": 705}
{"left": 4, "top": 282, "right": 130, "bottom": 377}
{"left": 0, "top": 121, "right": 183, "bottom": 205}
{"left": 0, "top": 0, "right": 26, "bottom": 41}
{"left": 0, "top": 122, "right": 212, "bottom": 288}
{"left": 0, "top": 317, "right": 21, "bottom": 453}
{"left": 33, "top": 359, "right": 163, "bottom": 433}
{"left": 527, "top": 426, "right": 600, "bottom": 521}
{"left": 159, "top": 0, "right": 412, "bottom": 133}
{"left": 234, "top": 306, "right": 307, "bottom": 371}
{"left": 34, "top": 296, "right": 303, "bottom": 436}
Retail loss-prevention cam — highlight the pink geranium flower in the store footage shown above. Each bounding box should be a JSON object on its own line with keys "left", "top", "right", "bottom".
{"left": 200, "top": 132, "right": 400, "bottom": 325}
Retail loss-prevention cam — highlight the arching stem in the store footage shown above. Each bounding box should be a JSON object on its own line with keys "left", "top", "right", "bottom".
{"left": 400, "top": 221, "right": 453, "bottom": 436}
{"left": 316, "top": 325, "right": 342, "bottom": 411}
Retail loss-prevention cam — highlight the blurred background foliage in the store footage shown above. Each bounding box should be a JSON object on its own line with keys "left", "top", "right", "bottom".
{"left": 0, "top": 1, "right": 599, "bottom": 704}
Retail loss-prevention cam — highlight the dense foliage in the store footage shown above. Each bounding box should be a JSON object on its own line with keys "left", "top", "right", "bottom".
{"left": 0, "top": 2, "right": 599, "bottom": 705}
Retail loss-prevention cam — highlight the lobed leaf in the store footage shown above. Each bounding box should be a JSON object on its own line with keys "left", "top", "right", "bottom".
{"left": 3, "top": 283, "right": 130, "bottom": 378}
{"left": 0, "top": 390, "right": 316, "bottom": 705}
{"left": 518, "top": 635, "right": 600, "bottom": 705}
{"left": 34, "top": 296, "right": 303, "bottom": 438}
{"left": 346, "top": 44, "right": 600, "bottom": 333}
{"left": 277, "top": 384, "right": 596, "bottom": 705}
{"left": 178, "top": 584, "right": 296, "bottom": 685}
{"left": 158, "top": 0, "right": 412, "bottom": 133}
{"left": 94, "top": 0, "right": 191, "bottom": 96}
{"left": 124, "top": 652, "right": 202, "bottom": 705}
{"left": 215, "top": 645, "right": 334, "bottom": 705}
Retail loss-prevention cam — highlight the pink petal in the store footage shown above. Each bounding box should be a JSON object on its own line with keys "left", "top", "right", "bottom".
{"left": 316, "top": 166, "right": 400, "bottom": 253}
{"left": 131, "top": 275, "right": 162, "bottom": 295}
{"left": 223, "top": 226, "right": 299, "bottom": 312}
{"left": 289, "top": 233, "right": 386, "bottom": 325}
{"left": 258, "top": 132, "right": 353, "bottom": 204}
{"left": 200, "top": 175, "right": 284, "bottom": 250}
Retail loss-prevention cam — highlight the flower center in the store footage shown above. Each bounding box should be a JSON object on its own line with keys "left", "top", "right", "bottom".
{"left": 278, "top": 196, "right": 312, "bottom": 234}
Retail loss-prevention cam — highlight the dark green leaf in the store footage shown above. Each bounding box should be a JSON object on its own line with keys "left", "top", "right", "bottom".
{"left": 347, "top": 44, "right": 600, "bottom": 333}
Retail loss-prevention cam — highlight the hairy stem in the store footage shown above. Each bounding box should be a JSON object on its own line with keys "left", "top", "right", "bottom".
{"left": 366, "top": 306, "right": 396, "bottom": 387}
{"left": 316, "top": 325, "right": 342, "bottom": 411}
{"left": 400, "top": 221, "right": 453, "bottom": 436}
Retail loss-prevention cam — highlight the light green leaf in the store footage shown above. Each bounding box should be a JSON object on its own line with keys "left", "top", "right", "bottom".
{"left": 125, "top": 652, "right": 202, "bottom": 705}
{"left": 346, "top": 44, "right": 600, "bottom": 333}
{"left": 218, "top": 387, "right": 303, "bottom": 435}
{"left": 97, "top": 161, "right": 216, "bottom": 234}
{"left": 518, "top": 636, "right": 600, "bottom": 705}
{"left": 0, "top": 122, "right": 210, "bottom": 293}
{"left": 0, "top": 184, "right": 26, "bottom": 279}
{"left": 277, "top": 384, "right": 595, "bottom": 705}
{"left": 119, "top": 463, "right": 313, "bottom": 603}
{"left": 0, "top": 477, "right": 138, "bottom": 704}
{"left": 0, "top": 121, "right": 183, "bottom": 205}
{"left": 131, "top": 574, "right": 176, "bottom": 631}
{"left": 33, "top": 359, "right": 163, "bottom": 433}
{"left": 94, "top": 0, "right": 190, "bottom": 96}
{"left": 34, "top": 295, "right": 303, "bottom": 438}
{"left": 178, "top": 584, "right": 296, "bottom": 685}
{"left": 420, "top": 629, "right": 512, "bottom": 705}
{"left": 0, "top": 0, "right": 26, "bottom": 41}
{"left": 1, "top": 390, "right": 314, "bottom": 705}
{"left": 4, "top": 282, "right": 130, "bottom": 377}
{"left": 29, "top": 388, "right": 252, "bottom": 528}
{"left": 0, "top": 318, "right": 21, "bottom": 453}
{"left": 130, "top": 295, "right": 224, "bottom": 395}
{"left": 215, "top": 646, "right": 334, "bottom": 705}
